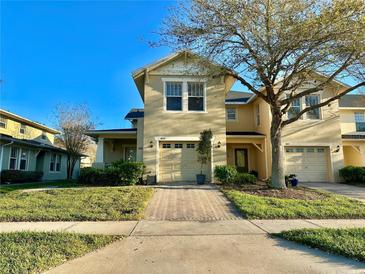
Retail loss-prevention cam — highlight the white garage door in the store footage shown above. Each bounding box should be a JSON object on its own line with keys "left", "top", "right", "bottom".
{"left": 159, "top": 142, "right": 210, "bottom": 182}
{"left": 285, "top": 147, "right": 329, "bottom": 182}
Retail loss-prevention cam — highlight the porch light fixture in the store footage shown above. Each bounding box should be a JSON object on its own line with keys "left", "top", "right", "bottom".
{"left": 217, "top": 141, "right": 221, "bottom": 148}
{"left": 149, "top": 141, "right": 153, "bottom": 148}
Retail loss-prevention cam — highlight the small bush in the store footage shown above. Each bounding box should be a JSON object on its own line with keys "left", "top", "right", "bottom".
{"left": 235, "top": 173, "right": 257, "bottom": 185}
{"left": 339, "top": 166, "right": 365, "bottom": 184}
{"left": 249, "top": 170, "right": 258, "bottom": 178}
{"left": 214, "top": 165, "right": 238, "bottom": 184}
{"left": 0, "top": 170, "right": 43, "bottom": 184}
{"left": 79, "top": 161, "right": 144, "bottom": 186}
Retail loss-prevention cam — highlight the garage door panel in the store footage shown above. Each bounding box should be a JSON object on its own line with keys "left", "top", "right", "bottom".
{"left": 285, "top": 147, "right": 329, "bottom": 182}
{"left": 159, "top": 142, "right": 210, "bottom": 182}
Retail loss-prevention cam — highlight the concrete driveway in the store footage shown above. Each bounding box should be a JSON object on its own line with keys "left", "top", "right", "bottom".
{"left": 302, "top": 182, "right": 365, "bottom": 203}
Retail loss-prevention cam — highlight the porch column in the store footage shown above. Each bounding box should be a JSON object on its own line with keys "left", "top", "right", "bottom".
{"left": 95, "top": 137, "right": 104, "bottom": 167}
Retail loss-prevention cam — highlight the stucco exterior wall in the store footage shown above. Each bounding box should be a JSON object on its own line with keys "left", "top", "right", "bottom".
{"left": 142, "top": 57, "right": 232, "bottom": 181}
{"left": 226, "top": 104, "right": 254, "bottom": 132}
{"left": 280, "top": 88, "right": 344, "bottom": 182}
{"left": 0, "top": 116, "right": 55, "bottom": 144}
{"left": 340, "top": 109, "right": 365, "bottom": 135}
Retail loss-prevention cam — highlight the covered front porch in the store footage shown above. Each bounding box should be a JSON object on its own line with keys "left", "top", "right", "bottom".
{"left": 342, "top": 136, "right": 365, "bottom": 166}
{"left": 226, "top": 132, "right": 268, "bottom": 180}
{"left": 87, "top": 129, "right": 138, "bottom": 168}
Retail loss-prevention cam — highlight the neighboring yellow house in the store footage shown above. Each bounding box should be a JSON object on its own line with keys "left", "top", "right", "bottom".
{"left": 87, "top": 51, "right": 363, "bottom": 183}
{"left": 0, "top": 109, "right": 80, "bottom": 181}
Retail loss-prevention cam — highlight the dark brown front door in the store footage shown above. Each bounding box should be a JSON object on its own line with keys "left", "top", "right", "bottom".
{"left": 235, "top": 149, "right": 248, "bottom": 173}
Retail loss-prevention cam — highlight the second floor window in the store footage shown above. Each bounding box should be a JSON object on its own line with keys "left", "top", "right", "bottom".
{"left": 41, "top": 131, "right": 47, "bottom": 140}
{"left": 305, "top": 95, "right": 320, "bottom": 119}
{"left": 226, "top": 108, "right": 236, "bottom": 121}
{"left": 165, "top": 82, "right": 183, "bottom": 111}
{"left": 0, "top": 115, "right": 7, "bottom": 128}
{"left": 19, "top": 124, "right": 26, "bottom": 134}
{"left": 288, "top": 98, "right": 301, "bottom": 119}
{"left": 355, "top": 112, "right": 365, "bottom": 132}
{"left": 188, "top": 82, "right": 204, "bottom": 111}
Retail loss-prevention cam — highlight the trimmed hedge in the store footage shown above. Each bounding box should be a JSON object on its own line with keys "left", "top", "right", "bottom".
{"left": 214, "top": 165, "right": 238, "bottom": 184}
{"left": 339, "top": 166, "right": 365, "bottom": 184}
{"left": 235, "top": 173, "right": 256, "bottom": 185}
{"left": 79, "top": 161, "right": 144, "bottom": 186}
{"left": 214, "top": 165, "right": 256, "bottom": 185}
{"left": 0, "top": 170, "right": 43, "bottom": 184}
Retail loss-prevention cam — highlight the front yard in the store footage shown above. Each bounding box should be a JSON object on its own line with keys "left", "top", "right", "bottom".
{"left": 0, "top": 231, "right": 120, "bottom": 274}
{"left": 276, "top": 228, "right": 365, "bottom": 262}
{"left": 0, "top": 186, "right": 153, "bottom": 221}
{"left": 222, "top": 185, "right": 365, "bottom": 219}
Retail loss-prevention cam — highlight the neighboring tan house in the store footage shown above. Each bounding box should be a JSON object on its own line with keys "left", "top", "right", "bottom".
{"left": 0, "top": 109, "right": 80, "bottom": 180}
{"left": 87, "top": 51, "right": 365, "bottom": 183}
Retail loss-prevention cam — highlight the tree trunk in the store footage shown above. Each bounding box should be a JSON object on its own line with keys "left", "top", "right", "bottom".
{"left": 67, "top": 155, "right": 77, "bottom": 180}
{"left": 270, "top": 106, "right": 286, "bottom": 189}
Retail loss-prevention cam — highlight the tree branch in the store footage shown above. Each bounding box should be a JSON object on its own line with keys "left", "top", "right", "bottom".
{"left": 282, "top": 81, "right": 365, "bottom": 126}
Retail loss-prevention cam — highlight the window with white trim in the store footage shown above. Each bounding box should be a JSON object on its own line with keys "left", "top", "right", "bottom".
{"left": 0, "top": 115, "right": 7, "bottom": 128}
{"left": 188, "top": 82, "right": 204, "bottom": 111}
{"left": 56, "top": 155, "right": 61, "bottom": 172}
{"left": 19, "top": 149, "right": 28, "bottom": 170}
{"left": 288, "top": 97, "right": 301, "bottom": 119}
{"left": 165, "top": 82, "right": 183, "bottom": 111}
{"left": 49, "top": 154, "right": 56, "bottom": 171}
{"left": 355, "top": 112, "right": 365, "bottom": 132}
{"left": 19, "top": 124, "right": 26, "bottom": 134}
{"left": 9, "top": 147, "right": 18, "bottom": 170}
{"left": 256, "top": 105, "right": 260, "bottom": 126}
{"left": 305, "top": 95, "right": 320, "bottom": 119}
{"left": 226, "top": 108, "right": 236, "bottom": 121}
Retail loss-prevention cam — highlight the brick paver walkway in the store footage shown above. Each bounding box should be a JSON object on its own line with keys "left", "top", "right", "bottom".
{"left": 144, "top": 183, "right": 242, "bottom": 221}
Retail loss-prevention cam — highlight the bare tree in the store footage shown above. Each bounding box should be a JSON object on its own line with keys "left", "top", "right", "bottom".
{"left": 157, "top": 0, "right": 365, "bottom": 188}
{"left": 54, "top": 104, "right": 95, "bottom": 179}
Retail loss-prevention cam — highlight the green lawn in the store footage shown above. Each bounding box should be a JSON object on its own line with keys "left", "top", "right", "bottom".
{"left": 0, "top": 186, "right": 153, "bottom": 221}
{"left": 0, "top": 231, "right": 120, "bottom": 274}
{"left": 223, "top": 189, "right": 365, "bottom": 219}
{"left": 276, "top": 228, "right": 365, "bottom": 262}
{"left": 0, "top": 181, "right": 83, "bottom": 194}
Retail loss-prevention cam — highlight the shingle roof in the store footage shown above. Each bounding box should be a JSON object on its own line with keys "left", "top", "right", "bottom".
{"left": 87, "top": 128, "right": 137, "bottom": 133}
{"left": 226, "top": 131, "right": 265, "bottom": 136}
{"left": 0, "top": 134, "right": 69, "bottom": 153}
{"left": 225, "top": 91, "right": 253, "bottom": 103}
{"left": 124, "top": 110, "right": 144, "bottom": 119}
{"left": 339, "top": 95, "right": 365, "bottom": 108}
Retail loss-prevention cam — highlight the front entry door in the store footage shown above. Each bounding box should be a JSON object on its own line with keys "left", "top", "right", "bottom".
{"left": 235, "top": 149, "right": 248, "bottom": 173}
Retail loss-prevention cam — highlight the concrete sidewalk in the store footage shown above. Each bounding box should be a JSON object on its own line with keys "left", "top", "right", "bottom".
{"left": 1, "top": 219, "right": 365, "bottom": 235}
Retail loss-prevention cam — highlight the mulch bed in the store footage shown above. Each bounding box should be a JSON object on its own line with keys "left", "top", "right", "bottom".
{"left": 222, "top": 183, "right": 329, "bottom": 200}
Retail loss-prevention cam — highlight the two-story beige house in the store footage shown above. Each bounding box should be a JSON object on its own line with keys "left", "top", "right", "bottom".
{"left": 0, "top": 109, "right": 80, "bottom": 181}
{"left": 87, "top": 51, "right": 365, "bottom": 183}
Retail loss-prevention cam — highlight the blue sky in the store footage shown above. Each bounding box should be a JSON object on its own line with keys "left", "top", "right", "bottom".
{"left": 1, "top": 1, "right": 363, "bottom": 130}
{"left": 1, "top": 0, "right": 175, "bottom": 129}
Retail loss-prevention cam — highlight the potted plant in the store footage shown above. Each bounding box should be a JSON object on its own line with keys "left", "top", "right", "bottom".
{"left": 196, "top": 129, "right": 213, "bottom": 185}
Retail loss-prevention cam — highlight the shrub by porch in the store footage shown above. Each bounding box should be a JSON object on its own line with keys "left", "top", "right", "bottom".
{"left": 79, "top": 160, "right": 144, "bottom": 186}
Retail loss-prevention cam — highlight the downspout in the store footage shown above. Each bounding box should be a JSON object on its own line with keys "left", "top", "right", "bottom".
{"left": 0, "top": 141, "right": 14, "bottom": 186}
